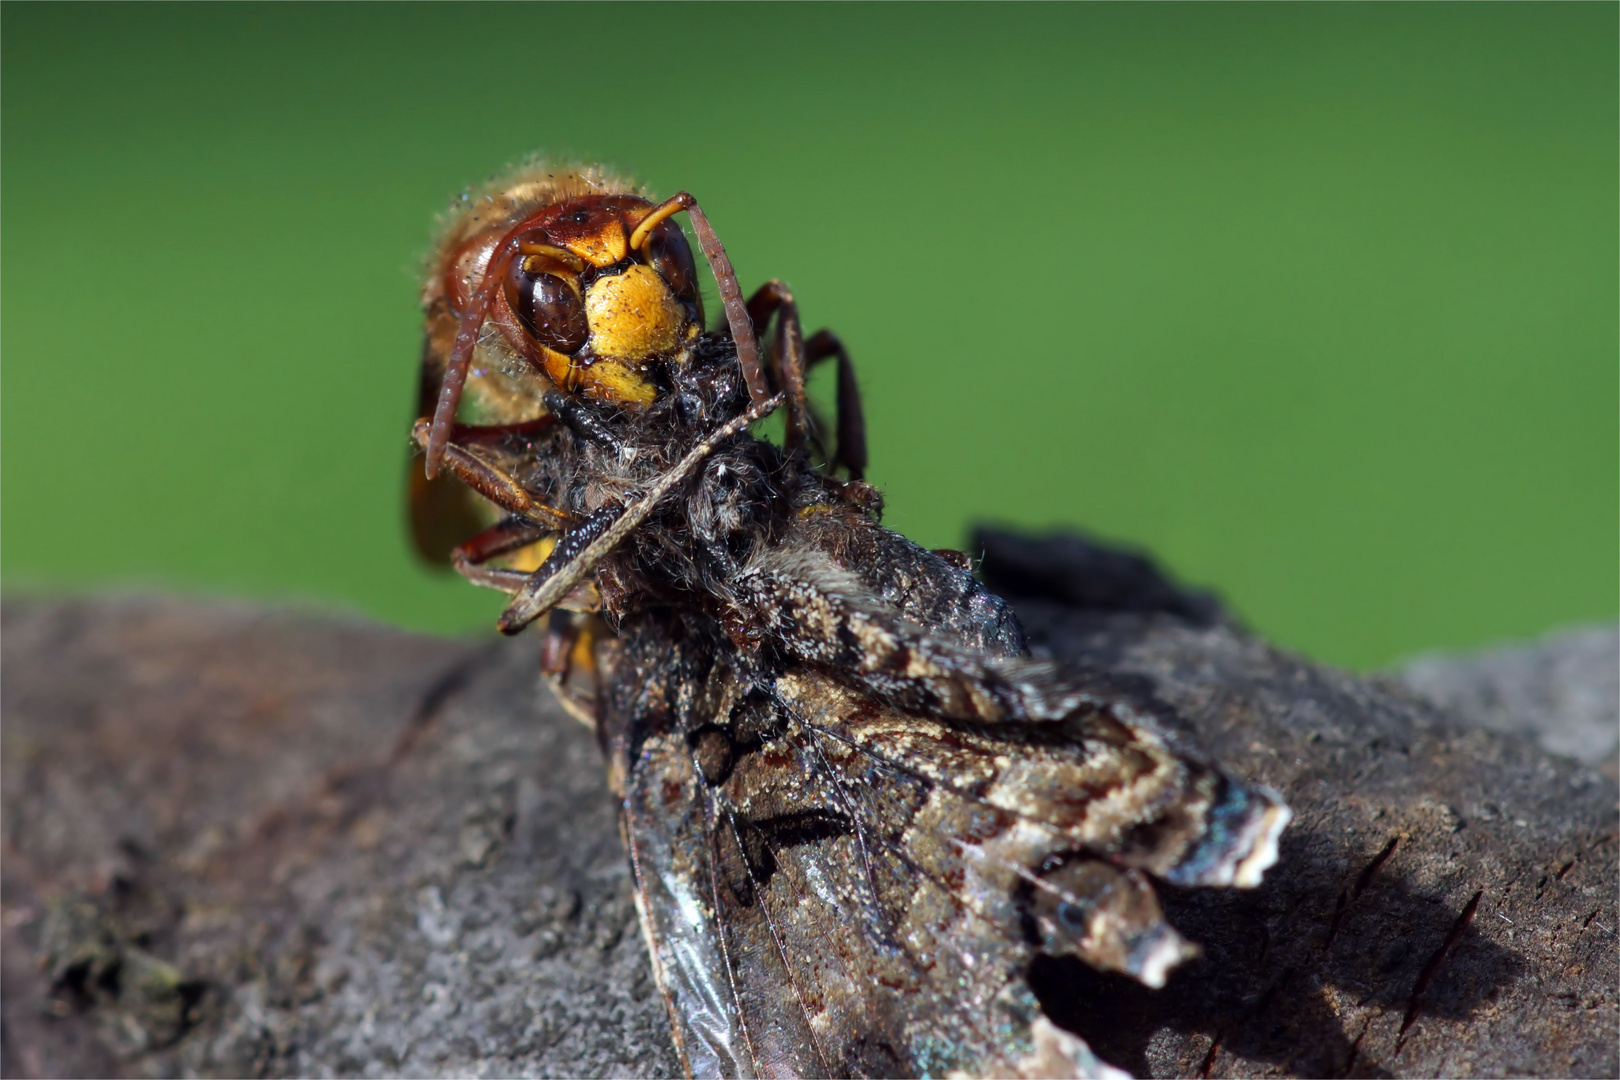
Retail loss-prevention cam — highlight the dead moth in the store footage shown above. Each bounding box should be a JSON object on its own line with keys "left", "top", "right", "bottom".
{"left": 407, "top": 161, "right": 1290, "bottom": 1079}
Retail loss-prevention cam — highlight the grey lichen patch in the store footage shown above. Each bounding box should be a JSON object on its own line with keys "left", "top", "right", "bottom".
{"left": 37, "top": 892, "right": 209, "bottom": 1058}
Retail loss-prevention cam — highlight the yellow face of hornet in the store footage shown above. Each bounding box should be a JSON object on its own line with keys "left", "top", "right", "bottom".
{"left": 410, "top": 163, "right": 779, "bottom": 566}
{"left": 433, "top": 187, "right": 705, "bottom": 410}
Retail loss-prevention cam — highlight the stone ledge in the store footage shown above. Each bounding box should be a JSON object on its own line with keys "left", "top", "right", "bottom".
{"left": 2, "top": 592, "right": 1614, "bottom": 1078}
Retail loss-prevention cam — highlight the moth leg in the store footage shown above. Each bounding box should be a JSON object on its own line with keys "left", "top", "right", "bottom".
{"left": 495, "top": 506, "right": 622, "bottom": 633}
{"left": 541, "top": 390, "right": 624, "bottom": 452}
{"left": 803, "top": 329, "right": 867, "bottom": 480}
{"left": 410, "top": 418, "right": 573, "bottom": 529}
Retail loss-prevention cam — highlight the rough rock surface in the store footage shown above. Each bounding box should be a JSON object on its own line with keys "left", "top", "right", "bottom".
{"left": 3, "top": 549, "right": 1615, "bottom": 1077}
{"left": 2, "top": 598, "right": 675, "bottom": 1079}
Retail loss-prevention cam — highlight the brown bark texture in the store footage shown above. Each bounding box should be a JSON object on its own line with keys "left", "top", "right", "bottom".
{"left": 2, "top": 538, "right": 1615, "bottom": 1078}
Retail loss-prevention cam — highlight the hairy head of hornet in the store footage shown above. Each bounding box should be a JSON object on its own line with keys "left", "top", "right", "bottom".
{"left": 406, "top": 163, "right": 866, "bottom": 575}
{"left": 421, "top": 183, "right": 772, "bottom": 478}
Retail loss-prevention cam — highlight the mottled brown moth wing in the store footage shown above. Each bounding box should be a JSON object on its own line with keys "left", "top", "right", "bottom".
{"left": 586, "top": 607, "right": 1287, "bottom": 1080}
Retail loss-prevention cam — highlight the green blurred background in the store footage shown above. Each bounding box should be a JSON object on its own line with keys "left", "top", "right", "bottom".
{"left": 4, "top": 3, "right": 1615, "bottom": 669}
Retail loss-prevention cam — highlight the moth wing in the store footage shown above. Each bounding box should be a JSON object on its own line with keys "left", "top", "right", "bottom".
{"left": 606, "top": 630, "right": 1285, "bottom": 1079}
{"left": 726, "top": 668, "right": 1281, "bottom": 1078}
{"left": 605, "top": 625, "right": 788, "bottom": 1078}
{"left": 714, "top": 672, "right": 1127, "bottom": 1079}
{"left": 624, "top": 729, "right": 764, "bottom": 1078}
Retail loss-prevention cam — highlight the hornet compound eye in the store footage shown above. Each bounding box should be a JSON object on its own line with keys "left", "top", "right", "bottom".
{"left": 505, "top": 256, "right": 589, "bottom": 355}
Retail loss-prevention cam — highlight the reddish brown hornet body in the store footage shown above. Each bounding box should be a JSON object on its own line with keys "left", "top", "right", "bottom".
{"left": 423, "top": 186, "right": 771, "bottom": 477}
